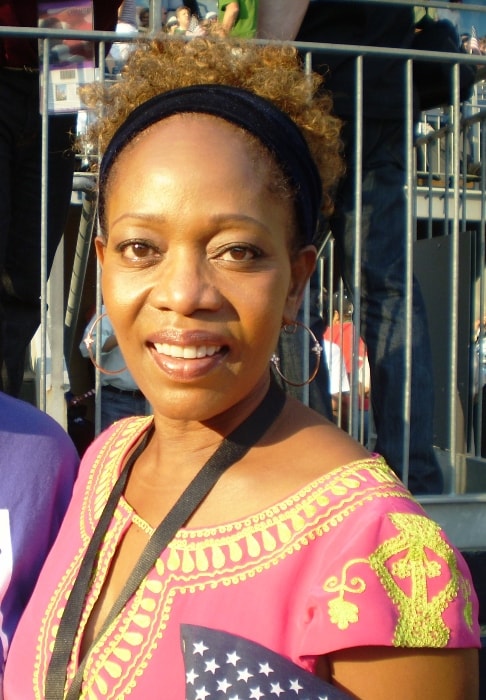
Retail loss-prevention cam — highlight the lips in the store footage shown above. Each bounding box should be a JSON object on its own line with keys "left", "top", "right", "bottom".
{"left": 149, "top": 339, "right": 228, "bottom": 381}
{"left": 153, "top": 343, "right": 222, "bottom": 359}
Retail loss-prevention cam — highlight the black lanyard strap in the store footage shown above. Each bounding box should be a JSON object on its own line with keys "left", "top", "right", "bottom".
{"left": 45, "top": 378, "right": 286, "bottom": 700}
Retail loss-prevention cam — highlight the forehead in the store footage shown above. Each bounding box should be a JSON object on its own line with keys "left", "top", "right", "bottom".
{"left": 102, "top": 113, "right": 296, "bottom": 240}
{"left": 107, "top": 115, "right": 278, "bottom": 210}
{"left": 110, "top": 113, "right": 273, "bottom": 181}
{"left": 101, "top": 112, "right": 295, "bottom": 239}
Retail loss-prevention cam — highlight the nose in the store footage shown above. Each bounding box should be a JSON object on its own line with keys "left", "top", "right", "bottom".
{"left": 150, "top": 246, "right": 223, "bottom": 317}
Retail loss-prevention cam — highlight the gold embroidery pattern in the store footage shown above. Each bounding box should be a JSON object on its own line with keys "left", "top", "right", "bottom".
{"left": 322, "top": 558, "right": 369, "bottom": 630}
{"left": 369, "top": 513, "right": 461, "bottom": 647}
{"left": 81, "top": 417, "right": 153, "bottom": 543}
{"left": 80, "top": 584, "right": 177, "bottom": 698}
{"left": 460, "top": 576, "right": 475, "bottom": 630}
{"left": 33, "top": 544, "right": 88, "bottom": 700}
{"left": 33, "top": 510, "right": 128, "bottom": 698}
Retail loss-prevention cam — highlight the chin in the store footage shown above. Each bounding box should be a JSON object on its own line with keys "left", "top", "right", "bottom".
{"left": 150, "top": 387, "right": 231, "bottom": 422}
{"left": 152, "top": 380, "right": 266, "bottom": 426}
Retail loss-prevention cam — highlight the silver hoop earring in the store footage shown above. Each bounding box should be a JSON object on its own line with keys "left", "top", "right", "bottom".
{"left": 84, "top": 313, "right": 127, "bottom": 375}
{"left": 271, "top": 319, "right": 322, "bottom": 387}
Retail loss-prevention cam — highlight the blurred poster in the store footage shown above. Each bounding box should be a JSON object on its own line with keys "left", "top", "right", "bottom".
{"left": 38, "top": 0, "right": 95, "bottom": 113}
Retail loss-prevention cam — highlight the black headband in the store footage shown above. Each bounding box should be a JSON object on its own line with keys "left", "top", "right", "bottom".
{"left": 99, "top": 84, "right": 322, "bottom": 245}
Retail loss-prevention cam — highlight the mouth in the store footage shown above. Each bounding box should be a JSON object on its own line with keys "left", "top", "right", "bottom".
{"left": 153, "top": 343, "right": 223, "bottom": 359}
{"left": 149, "top": 340, "right": 229, "bottom": 381}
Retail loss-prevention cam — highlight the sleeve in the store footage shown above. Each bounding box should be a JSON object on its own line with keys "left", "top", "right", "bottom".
{"left": 295, "top": 497, "right": 480, "bottom": 658}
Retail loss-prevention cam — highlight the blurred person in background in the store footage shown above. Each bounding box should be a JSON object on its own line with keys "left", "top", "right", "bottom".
{"left": 0, "top": 1, "right": 121, "bottom": 398}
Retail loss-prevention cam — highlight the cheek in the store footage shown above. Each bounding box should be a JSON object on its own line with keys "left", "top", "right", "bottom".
{"left": 100, "top": 268, "right": 149, "bottom": 336}
{"left": 238, "top": 272, "right": 289, "bottom": 344}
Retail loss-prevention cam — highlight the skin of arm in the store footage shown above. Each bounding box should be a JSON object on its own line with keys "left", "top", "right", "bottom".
{"left": 221, "top": 1, "right": 240, "bottom": 34}
{"left": 320, "top": 646, "right": 479, "bottom": 700}
{"left": 257, "top": 0, "right": 309, "bottom": 40}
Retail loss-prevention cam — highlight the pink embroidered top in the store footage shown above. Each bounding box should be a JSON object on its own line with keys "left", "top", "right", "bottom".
{"left": 4, "top": 417, "right": 480, "bottom": 699}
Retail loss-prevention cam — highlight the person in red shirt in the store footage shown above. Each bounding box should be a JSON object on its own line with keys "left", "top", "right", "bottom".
{"left": 324, "top": 295, "right": 370, "bottom": 441}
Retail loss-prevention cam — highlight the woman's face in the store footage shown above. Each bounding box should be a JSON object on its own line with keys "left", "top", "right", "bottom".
{"left": 97, "top": 114, "right": 315, "bottom": 422}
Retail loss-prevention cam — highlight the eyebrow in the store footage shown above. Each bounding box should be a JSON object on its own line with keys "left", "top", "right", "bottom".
{"left": 110, "top": 212, "right": 272, "bottom": 234}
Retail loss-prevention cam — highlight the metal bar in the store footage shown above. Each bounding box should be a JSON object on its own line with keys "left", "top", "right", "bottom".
{"left": 402, "top": 58, "right": 415, "bottom": 489}
{"left": 349, "top": 55, "right": 363, "bottom": 441}
{"left": 39, "top": 37, "right": 50, "bottom": 411}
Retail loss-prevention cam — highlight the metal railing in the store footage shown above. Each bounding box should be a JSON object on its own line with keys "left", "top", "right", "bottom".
{"left": 3, "top": 2, "right": 486, "bottom": 511}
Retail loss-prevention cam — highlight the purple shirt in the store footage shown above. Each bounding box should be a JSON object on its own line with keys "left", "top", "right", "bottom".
{"left": 0, "top": 393, "right": 79, "bottom": 689}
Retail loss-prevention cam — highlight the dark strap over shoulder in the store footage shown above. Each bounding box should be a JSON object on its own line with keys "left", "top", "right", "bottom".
{"left": 45, "top": 378, "right": 286, "bottom": 700}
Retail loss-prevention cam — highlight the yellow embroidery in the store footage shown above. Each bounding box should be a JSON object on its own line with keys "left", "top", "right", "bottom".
{"left": 323, "top": 559, "right": 368, "bottom": 630}
{"left": 228, "top": 540, "right": 243, "bottom": 563}
{"left": 369, "top": 513, "right": 460, "bottom": 646}
{"left": 460, "top": 574, "right": 475, "bottom": 630}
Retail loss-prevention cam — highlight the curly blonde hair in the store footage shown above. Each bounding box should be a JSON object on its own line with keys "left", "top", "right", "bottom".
{"left": 81, "top": 36, "right": 343, "bottom": 219}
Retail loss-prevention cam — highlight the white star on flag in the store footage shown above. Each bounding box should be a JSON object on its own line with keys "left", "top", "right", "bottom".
{"left": 227, "top": 651, "right": 241, "bottom": 666}
{"left": 186, "top": 669, "right": 199, "bottom": 685}
{"left": 181, "top": 624, "right": 352, "bottom": 699}
{"left": 204, "top": 659, "right": 220, "bottom": 674}
{"left": 259, "top": 662, "right": 273, "bottom": 676}
{"left": 193, "top": 641, "right": 209, "bottom": 656}
{"left": 217, "top": 679, "right": 232, "bottom": 693}
{"left": 289, "top": 679, "right": 304, "bottom": 693}
{"left": 237, "top": 668, "right": 253, "bottom": 682}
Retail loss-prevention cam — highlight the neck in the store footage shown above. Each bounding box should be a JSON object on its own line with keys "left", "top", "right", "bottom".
{"left": 141, "top": 377, "right": 273, "bottom": 479}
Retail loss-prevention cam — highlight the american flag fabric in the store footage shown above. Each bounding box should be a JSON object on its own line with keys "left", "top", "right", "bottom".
{"left": 181, "top": 625, "right": 352, "bottom": 700}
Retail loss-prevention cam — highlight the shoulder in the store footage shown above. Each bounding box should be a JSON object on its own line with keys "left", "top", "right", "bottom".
{"left": 273, "top": 396, "right": 370, "bottom": 479}
{"left": 0, "top": 393, "right": 78, "bottom": 457}
{"left": 234, "top": 397, "right": 374, "bottom": 517}
{"left": 79, "top": 414, "right": 153, "bottom": 480}
{"left": 0, "top": 391, "right": 59, "bottom": 428}
{"left": 288, "top": 458, "right": 481, "bottom": 654}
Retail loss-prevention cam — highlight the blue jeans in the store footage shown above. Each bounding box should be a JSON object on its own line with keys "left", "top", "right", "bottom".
{"left": 0, "top": 68, "right": 76, "bottom": 397}
{"left": 101, "top": 387, "right": 148, "bottom": 431}
{"left": 331, "top": 119, "right": 443, "bottom": 495}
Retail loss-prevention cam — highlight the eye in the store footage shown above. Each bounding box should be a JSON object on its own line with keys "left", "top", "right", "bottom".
{"left": 117, "top": 239, "right": 161, "bottom": 263}
{"left": 216, "top": 244, "right": 263, "bottom": 263}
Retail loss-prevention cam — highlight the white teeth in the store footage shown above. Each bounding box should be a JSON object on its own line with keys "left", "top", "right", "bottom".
{"left": 153, "top": 343, "right": 221, "bottom": 359}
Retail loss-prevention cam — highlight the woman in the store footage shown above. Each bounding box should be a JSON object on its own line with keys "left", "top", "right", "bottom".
{"left": 4, "top": 38, "right": 479, "bottom": 699}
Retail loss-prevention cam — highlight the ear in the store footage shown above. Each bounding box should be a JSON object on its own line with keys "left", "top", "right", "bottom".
{"left": 94, "top": 235, "right": 106, "bottom": 267}
{"left": 283, "top": 245, "right": 317, "bottom": 320}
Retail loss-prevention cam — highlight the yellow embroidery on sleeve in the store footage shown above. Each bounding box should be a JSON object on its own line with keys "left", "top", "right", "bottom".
{"left": 323, "top": 559, "right": 368, "bottom": 630}
{"left": 369, "top": 513, "right": 460, "bottom": 647}
{"left": 460, "top": 574, "right": 475, "bottom": 630}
